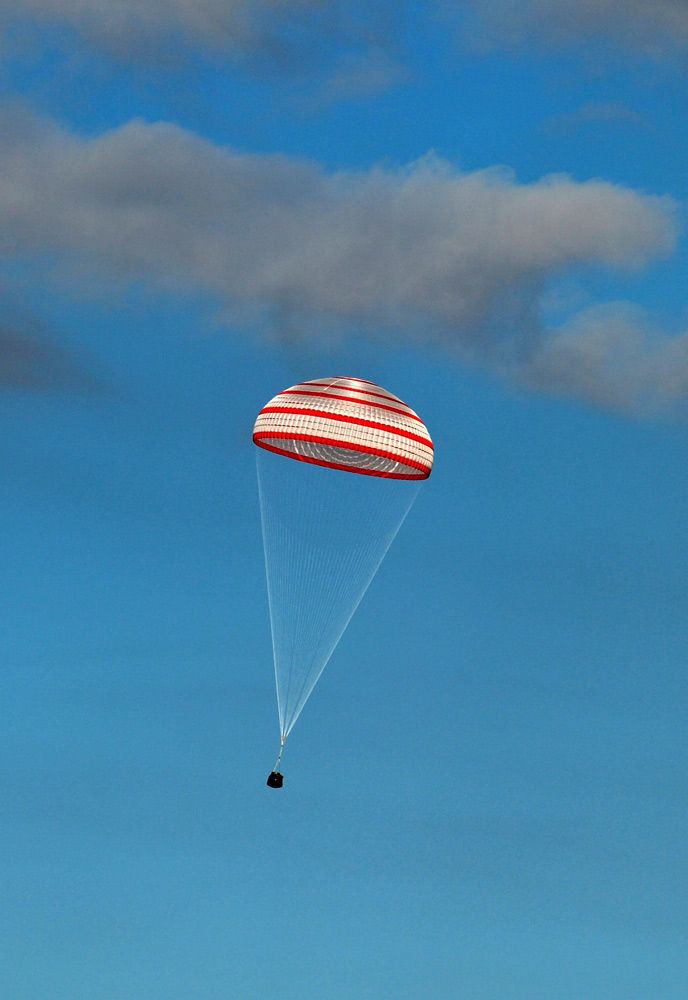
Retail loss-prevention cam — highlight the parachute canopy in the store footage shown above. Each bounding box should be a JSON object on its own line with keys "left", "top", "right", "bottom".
{"left": 254, "top": 377, "right": 433, "bottom": 755}
{"left": 253, "top": 377, "right": 434, "bottom": 480}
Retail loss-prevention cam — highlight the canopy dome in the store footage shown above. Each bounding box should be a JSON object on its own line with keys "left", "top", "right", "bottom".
{"left": 253, "top": 377, "right": 433, "bottom": 480}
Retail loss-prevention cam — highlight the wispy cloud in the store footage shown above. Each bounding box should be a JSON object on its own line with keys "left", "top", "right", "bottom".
{"left": 316, "top": 46, "right": 407, "bottom": 102}
{"left": 0, "top": 108, "right": 681, "bottom": 414}
{"left": 6, "top": 0, "right": 688, "bottom": 62}
{"left": 542, "top": 101, "right": 653, "bottom": 134}
{"left": 0, "top": 313, "right": 100, "bottom": 392}
{"left": 0, "top": 0, "right": 321, "bottom": 56}
{"left": 456, "top": 0, "right": 688, "bottom": 58}
{"left": 0, "top": 0, "right": 406, "bottom": 92}
{"left": 2, "top": 0, "right": 686, "bottom": 98}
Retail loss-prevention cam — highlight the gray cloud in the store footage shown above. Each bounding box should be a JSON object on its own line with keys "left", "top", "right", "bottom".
{"left": 542, "top": 102, "right": 653, "bottom": 134}
{"left": 0, "top": 314, "right": 99, "bottom": 391}
{"left": 0, "top": 0, "right": 406, "bottom": 93}
{"left": 457, "top": 0, "right": 688, "bottom": 58}
{"left": 316, "top": 46, "right": 407, "bottom": 101}
{"left": 520, "top": 304, "right": 688, "bottom": 418}
{"left": 0, "top": 0, "right": 318, "bottom": 54}
{"left": 2, "top": 0, "right": 687, "bottom": 80}
{"left": 0, "top": 108, "right": 681, "bottom": 414}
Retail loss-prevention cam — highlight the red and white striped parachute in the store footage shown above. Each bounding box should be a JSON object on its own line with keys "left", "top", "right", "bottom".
{"left": 255, "top": 378, "right": 433, "bottom": 783}
{"left": 253, "top": 377, "right": 433, "bottom": 480}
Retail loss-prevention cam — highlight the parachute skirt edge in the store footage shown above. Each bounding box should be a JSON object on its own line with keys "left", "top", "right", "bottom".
{"left": 253, "top": 435, "right": 430, "bottom": 480}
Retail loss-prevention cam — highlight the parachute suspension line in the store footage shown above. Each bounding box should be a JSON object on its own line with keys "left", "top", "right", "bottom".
{"left": 257, "top": 447, "right": 422, "bottom": 741}
{"left": 278, "top": 470, "right": 420, "bottom": 736}
{"left": 257, "top": 453, "right": 284, "bottom": 735}
{"left": 281, "top": 469, "right": 319, "bottom": 735}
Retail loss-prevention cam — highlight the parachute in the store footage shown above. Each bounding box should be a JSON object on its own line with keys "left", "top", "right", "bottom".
{"left": 254, "top": 377, "right": 434, "bottom": 785}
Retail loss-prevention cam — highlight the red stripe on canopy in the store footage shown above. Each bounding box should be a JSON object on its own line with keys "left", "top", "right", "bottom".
{"left": 258, "top": 406, "right": 434, "bottom": 449}
{"left": 277, "top": 389, "right": 423, "bottom": 422}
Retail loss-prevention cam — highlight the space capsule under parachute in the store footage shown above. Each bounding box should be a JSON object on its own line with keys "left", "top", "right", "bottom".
{"left": 254, "top": 377, "right": 434, "bottom": 786}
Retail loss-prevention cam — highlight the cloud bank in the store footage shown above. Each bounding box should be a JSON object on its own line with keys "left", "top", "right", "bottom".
{"left": 0, "top": 109, "right": 681, "bottom": 415}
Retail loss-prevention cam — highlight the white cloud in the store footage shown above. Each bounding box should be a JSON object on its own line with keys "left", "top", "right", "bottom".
{"left": 0, "top": 108, "right": 681, "bottom": 414}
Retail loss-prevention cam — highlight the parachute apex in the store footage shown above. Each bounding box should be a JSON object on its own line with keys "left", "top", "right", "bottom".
{"left": 253, "top": 377, "right": 433, "bottom": 480}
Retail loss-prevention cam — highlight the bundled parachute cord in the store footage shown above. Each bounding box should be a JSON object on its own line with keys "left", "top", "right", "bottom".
{"left": 266, "top": 735, "right": 286, "bottom": 787}
{"left": 274, "top": 735, "right": 286, "bottom": 772}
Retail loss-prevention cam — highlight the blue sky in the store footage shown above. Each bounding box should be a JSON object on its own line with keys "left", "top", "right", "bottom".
{"left": 1, "top": 3, "right": 688, "bottom": 998}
